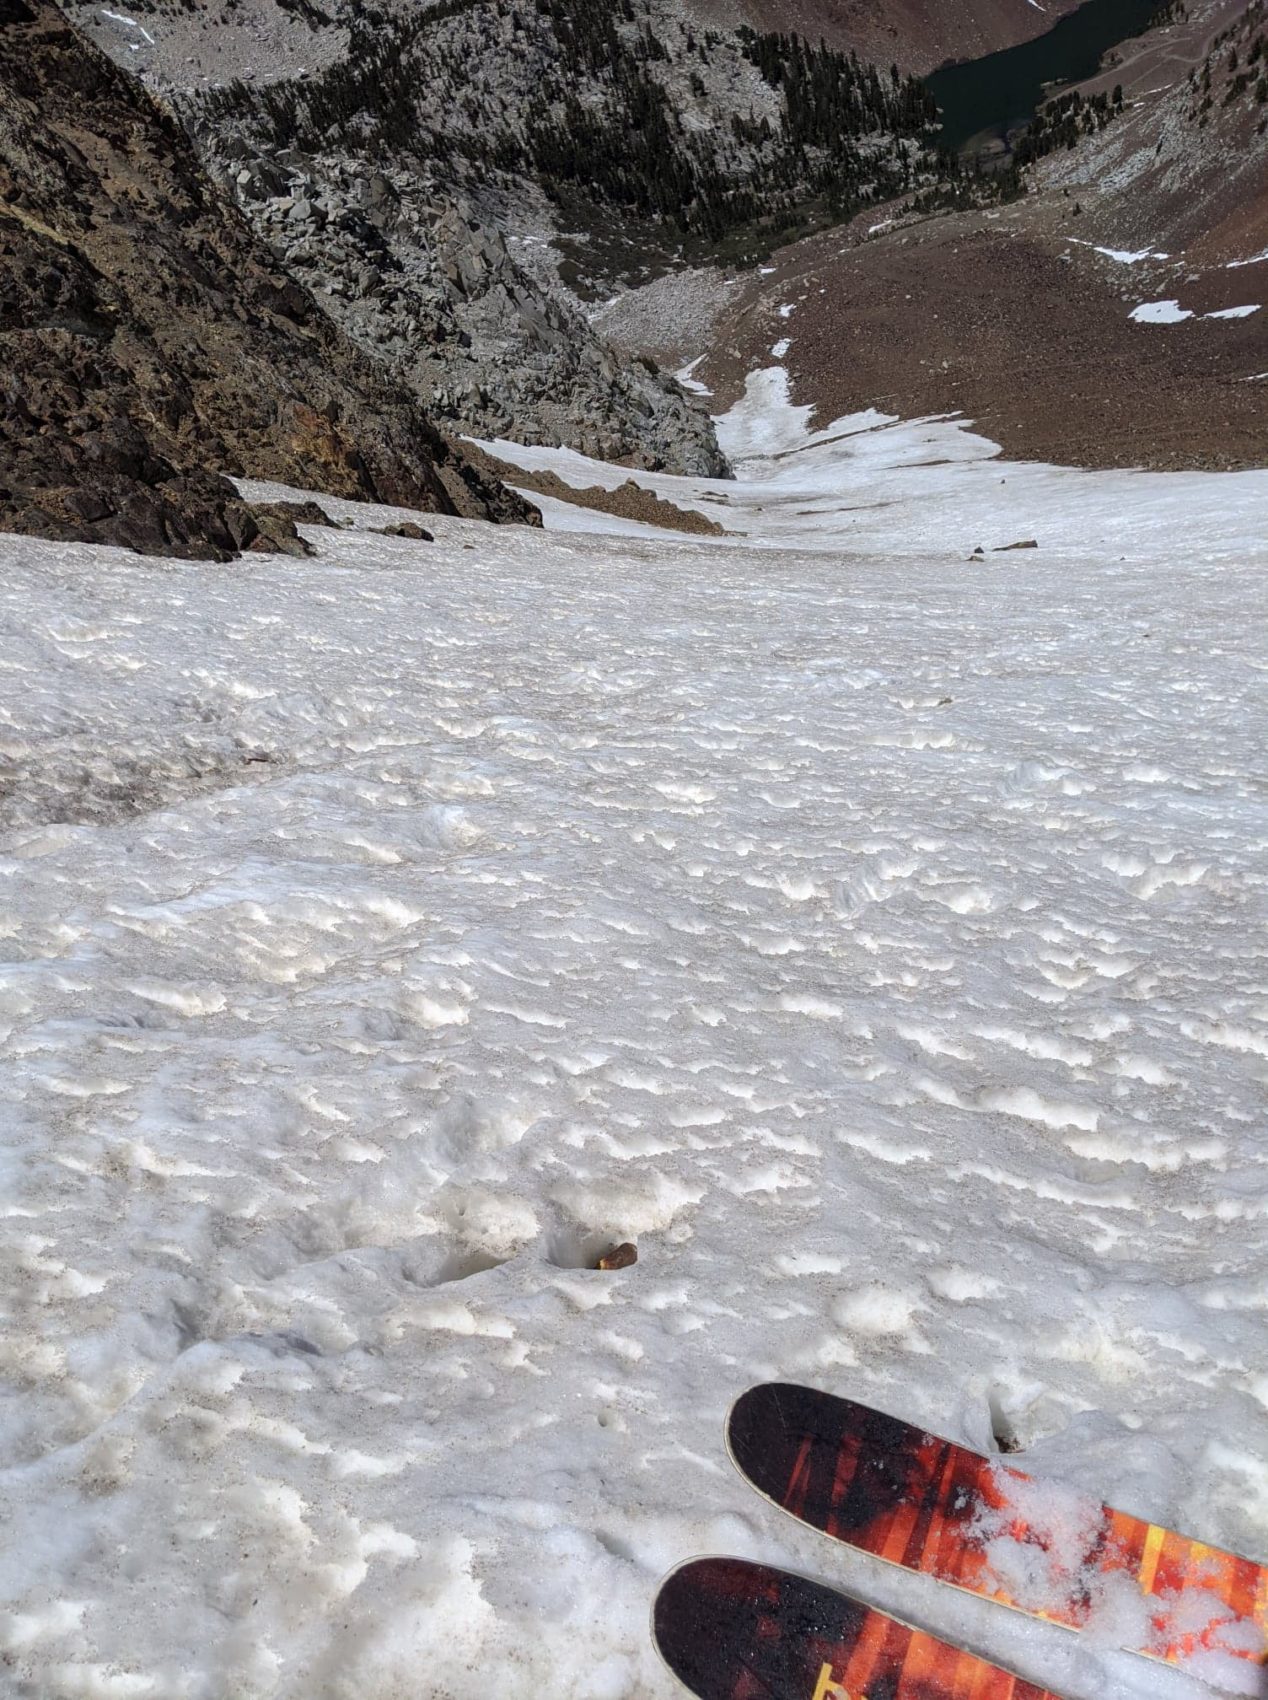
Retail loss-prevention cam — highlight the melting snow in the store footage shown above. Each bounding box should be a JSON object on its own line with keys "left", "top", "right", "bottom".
{"left": 1072, "top": 240, "right": 1169, "bottom": 264}
{"left": 1131, "top": 300, "right": 1261, "bottom": 324}
{"left": 673, "top": 355, "right": 711, "bottom": 397}
{"left": 2, "top": 372, "right": 1266, "bottom": 1699}
{"left": 100, "top": 6, "right": 156, "bottom": 43}
{"left": 477, "top": 366, "right": 1267, "bottom": 563}
{"left": 1129, "top": 299, "right": 1193, "bottom": 323}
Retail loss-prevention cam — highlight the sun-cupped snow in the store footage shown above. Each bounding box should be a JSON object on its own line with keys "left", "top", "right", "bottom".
{"left": 1, "top": 372, "right": 1266, "bottom": 1700}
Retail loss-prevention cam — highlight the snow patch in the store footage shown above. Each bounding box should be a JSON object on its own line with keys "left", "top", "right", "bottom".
{"left": 1129, "top": 299, "right": 1193, "bottom": 323}
{"left": 100, "top": 7, "right": 155, "bottom": 43}
{"left": 674, "top": 355, "right": 712, "bottom": 397}
{"left": 1072, "top": 239, "right": 1169, "bottom": 264}
{"left": 1130, "top": 299, "right": 1260, "bottom": 325}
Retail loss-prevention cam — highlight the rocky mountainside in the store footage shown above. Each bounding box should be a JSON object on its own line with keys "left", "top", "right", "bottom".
{"left": 206, "top": 143, "right": 729, "bottom": 475}
{"left": 192, "top": 2, "right": 940, "bottom": 274}
{"left": 60, "top": 0, "right": 959, "bottom": 474}
{"left": 1035, "top": 0, "right": 1268, "bottom": 259}
{"left": 0, "top": 0, "right": 532, "bottom": 560}
{"left": 66, "top": 0, "right": 1084, "bottom": 84}
{"left": 185, "top": 0, "right": 949, "bottom": 467}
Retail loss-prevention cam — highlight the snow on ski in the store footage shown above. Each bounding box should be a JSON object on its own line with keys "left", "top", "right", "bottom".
{"left": 727, "top": 1384, "right": 1268, "bottom": 1678}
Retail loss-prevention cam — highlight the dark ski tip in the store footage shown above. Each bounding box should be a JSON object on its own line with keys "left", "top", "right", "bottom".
{"left": 728, "top": 1382, "right": 827, "bottom": 1505}
{"left": 653, "top": 1555, "right": 1067, "bottom": 1700}
{"left": 728, "top": 1382, "right": 913, "bottom": 1508}
{"left": 653, "top": 1558, "right": 747, "bottom": 1695}
{"left": 653, "top": 1557, "right": 871, "bottom": 1700}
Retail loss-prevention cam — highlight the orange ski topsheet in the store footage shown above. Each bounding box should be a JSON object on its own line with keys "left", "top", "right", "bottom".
{"left": 728, "top": 1383, "right": 1268, "bottom": 1674}
{"left": 655, "top": 1556, "right": 1063, "bottom": 1700}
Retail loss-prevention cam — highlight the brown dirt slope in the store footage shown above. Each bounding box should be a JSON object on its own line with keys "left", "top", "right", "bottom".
{"left": 467, "top": 446, "right": 726, "bottom": 535}
{"left": 698, "top": 0, "right": 1268, "bottom": 471}
{"left": 0, "top": 0, "right": 535, "bottom": 560}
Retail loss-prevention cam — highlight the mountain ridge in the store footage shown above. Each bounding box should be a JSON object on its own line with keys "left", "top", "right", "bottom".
{"left": 59, "top": 0, "right": 986, "bottom": 474}
{"left": 0, "top": 0, "right": 535, "bottom": 559}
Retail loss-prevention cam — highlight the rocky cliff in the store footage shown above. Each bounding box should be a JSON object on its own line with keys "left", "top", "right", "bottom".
{"left": 211, "top": 144, "right": 729, "bottom": 475}
{"left": 60, "top": 0, "right": 958, "bottom": 477}
{"left": 0, "top": 0, "right": 534, "bottom": 561}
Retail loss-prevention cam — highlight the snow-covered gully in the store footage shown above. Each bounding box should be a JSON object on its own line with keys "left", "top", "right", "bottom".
{"left": 1, "top": 384, "right": 1265, "bottom": 1699}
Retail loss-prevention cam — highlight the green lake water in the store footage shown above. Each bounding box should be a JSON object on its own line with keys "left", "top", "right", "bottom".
{"left": 925, "top": 0, "right": 1166, "bottom": 151}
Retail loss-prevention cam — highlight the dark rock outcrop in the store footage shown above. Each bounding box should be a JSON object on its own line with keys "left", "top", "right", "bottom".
{"left": 0, "top": 0, "right": 536, "bottom": 560}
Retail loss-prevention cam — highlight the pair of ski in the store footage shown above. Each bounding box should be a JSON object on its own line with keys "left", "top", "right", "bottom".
{"left": 654, "top": 1384, "right": 1268, "bottom": 1700}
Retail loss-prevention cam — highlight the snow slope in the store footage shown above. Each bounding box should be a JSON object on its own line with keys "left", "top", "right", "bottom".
{"left": 1, "top": 381, "right": 1266, "bottom": 1700}
{"left": 476, "top": 366, "right": 1268, "bottom": 561}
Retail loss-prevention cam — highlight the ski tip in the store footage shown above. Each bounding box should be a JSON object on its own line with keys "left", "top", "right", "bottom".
{"left": 654, "top": 1557, "right": 1067, "bottom": 1700}
{"left": 727, "top": 1382, "right": 924, "bottom": 1521}
{"left": 651, "top": 1558, "right": 730, "bottom": 1696}
{"left": 726, "top": 1382, "right": 843, "bottom": 1493}
{"left": 726, "top": 1380, "right": 802, "bottom": 1448}
{"left": 652, "top": 1556, "right": 805, "bottom": 1698}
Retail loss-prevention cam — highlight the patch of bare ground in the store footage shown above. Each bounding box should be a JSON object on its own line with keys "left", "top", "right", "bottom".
{"left": 698, "top": 0, "right": 1268, "bottom": 476}
{"left": 590, "top": 268, "right": 746, "bottom": 372}
{"left": 702, "top": 202, "right": 1266, "bottom": 470}
{"left": 469, "top": 449, "right": 727, "bottom": 536}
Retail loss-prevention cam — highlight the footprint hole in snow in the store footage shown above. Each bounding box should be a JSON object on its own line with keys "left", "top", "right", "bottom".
{"left": 171, "top": 1297, "right": 208, "bottom": 1351}
{"left": 402, "top": 1247, "right": 511, "bottom": 1288}
{"left": 249, "top": 1329, "right": 323, "bottom": 1358}
{"left": 988, "top": 1390, "right": 1023, "bottom": 1454}
{"left": 982, "top": 1378, "right": 1068, "bottom": 1456}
